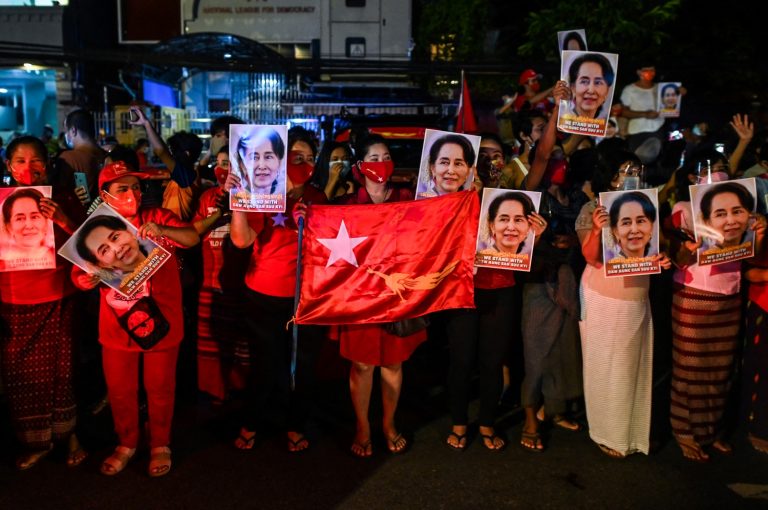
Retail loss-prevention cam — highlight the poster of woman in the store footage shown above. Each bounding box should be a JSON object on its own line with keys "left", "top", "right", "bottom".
{"left": 474, "top": 188, "right": 543, "bottom": 272}
{"left": 557, "top": 50, "right": 619, "bottom": 138}
{"left": 0, "top": 186, "right": 56, "bottom": 272}
{"left": 658, "top": 82, "right": 682, "bottom": 118}
{"left": 58, "top": 203, "right": 171, "bottom": 297}
{"left": 690, "top": 178, "right": 758, "bottom": 266}
{"left": 557, "top": 29, "right": 588, "bottom": 54}
{"left": 415, "top": 129, "right": 481, "bottom": 200}
{"left": 599, "top": 189, "right": 661, "bottom": 277}
{"left": 228, "top": 124, "right": 288, "bottom": 213}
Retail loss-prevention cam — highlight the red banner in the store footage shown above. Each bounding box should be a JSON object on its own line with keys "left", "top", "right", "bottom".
{"left": 295, "top": 191, "right": 479, "bottom": 324}
{"left": 456, "top": 75, "right": 478, "bottom": 134}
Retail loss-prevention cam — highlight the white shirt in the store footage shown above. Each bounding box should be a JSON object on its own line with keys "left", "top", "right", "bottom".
{"left": 620, "top": 83, "right": 665, "bottom": 135}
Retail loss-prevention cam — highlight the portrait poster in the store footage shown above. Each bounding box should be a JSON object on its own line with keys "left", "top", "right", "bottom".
{"left": 557, "top": 50, "right": 619, "bottom": 138}
{"left": 658, "top": 82, "right": 682, "bottom": 118}
{"left": 0, "top": 185, "right": 55, "bottom": 272}
{"left": 599, "top": 188, "right": 661, "bottom": 278}
{"left": 228, "top": 124, "right": 288, "bottom": 213}
{"left": 557, "top": 29, "right": 588, "bottom": 54}
{"left": 57, "top": 203, "right": 172, "bottom": 298}
{"left": 415, "top": 129, "right": 481, "bottom": 200}
{"left": 474, "top": 188, "right": 541, "bottom": 272}
{"left": 689, "top": 178, "right": 757, "bottom": 266}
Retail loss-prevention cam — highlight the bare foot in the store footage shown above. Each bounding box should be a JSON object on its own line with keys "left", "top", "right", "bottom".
{"left": 749, "top": 434, "right": 768, "bottom": 454}
{"left": 446, "top": 425, "right": 468, "bottom": 450}
{"left": 677, "top": 440, "right": 709, "bottom": 462}
{"left": 598, "top": 444, "right": 626, "bottom": 459}
{"left": 712, "top": 439, "right": 733, "bottom": 455}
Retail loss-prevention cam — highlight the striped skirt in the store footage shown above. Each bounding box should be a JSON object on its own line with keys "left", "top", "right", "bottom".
{"left": 0, "top": 297, "right": 76, "bottom": 450}
{"left": 743, "top": 299, "right": 768, "bottom": 442}
{"left": 670, "top": 284, "right": 741, "bottom": 445}
{"left": 197, "top": 287, "right": 250, "bottom": 401}
{"left": 580, "top": 285, "right": 653, "bottom": 456}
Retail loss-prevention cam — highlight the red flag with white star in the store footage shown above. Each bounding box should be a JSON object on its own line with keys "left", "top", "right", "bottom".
{"left": 295, "top": 191, "right": 479, "bottom": 324}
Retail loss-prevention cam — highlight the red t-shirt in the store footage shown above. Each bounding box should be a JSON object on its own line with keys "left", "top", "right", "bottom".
{"left": 194, "top": 187, "right": 230, "bottom": 290}
{"left": 749, "top": 249, "right": 768, "bottom": 312}
{"left": 0, "top": 187, "right": 86, "bottom": 305}
{"left": 97, "top": 207, "right": 189, "bottom": 352}
{"left": 244, "top": 187, "right": 327, "bottom": 298}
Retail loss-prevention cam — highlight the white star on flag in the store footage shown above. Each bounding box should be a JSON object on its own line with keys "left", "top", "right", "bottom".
{"left": 317, "top": 220, "right": 368, "bottom": 268}
{"left": 272, "top": 212, "right": 288, "bottom": 227}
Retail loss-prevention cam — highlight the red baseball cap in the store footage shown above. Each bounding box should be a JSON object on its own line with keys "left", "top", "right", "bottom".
{"left": 519, "top": 69, "right": 542, "bottom": 85}
{"left": 98, "top": 161, "right": 151, "bottom": 190}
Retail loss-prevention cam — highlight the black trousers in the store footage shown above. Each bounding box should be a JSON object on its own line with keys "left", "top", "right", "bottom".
{"left": 242, "top": 288, "right": 323, "bottom": 432}
{"left": 446, "top": 286, "right": 517, "bottom": 427}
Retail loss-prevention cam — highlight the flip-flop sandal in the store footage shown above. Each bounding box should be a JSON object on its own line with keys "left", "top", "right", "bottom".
{"left": 386, "top": 433, "right": 408, "bottom": 454}
{"left": 520, "top": 431, "right": 545, "bottom": 453}
{"left": 677, "top": 441, "right": 710, "bottom": 463}
{"left": 350, "top": 439, "right": 373, "bottom": 458}
{"left": 598, "top": 444, "right": 626, "bottom": 459}
{"left": 234, "top": 430, "right": 256, "bottom": 451}
{"left": 552, "top": 417, "right": 582, "bottom": 432}
{"left": 287, "top": 436, "right": 310, "bottom": 453}
{"left": 67, "top": 446, "right": 88, "bottom": 468}
{"left": 148, "top": 446, "right": 172, "bottom": 477}
{"left": 16, "top": 445, "right": 53, "bottom": 471}
{"left": 481, "top": 433, "right": 506, "bottom": 452}
{"left": 445, "top": 431, "right": 467, "bottom": 452}
{"left": 711, "top": 440, "right": 733, "bottom": 455}
{"left": 100, "top": 446, "right": 136, "bottom": 475}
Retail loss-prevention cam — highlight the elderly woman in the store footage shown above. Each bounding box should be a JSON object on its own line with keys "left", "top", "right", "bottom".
{"left": 418, "top": 134, "right": 476, "bottom": 198}
{"left": 1, "top": 188, "right": 55, "bottom": 269}
{"left": 607, "top": 191, "right": 656, "bottom": 260}
{"left": 72, "top": 161, "right": 199, "bottom": 477}
{"left": 669, "top": 152, "right": 765, "bottom": 461}
{"left": 576, "top": 151, "right": 671, "bottom": 459}
{"left": 479, "top": 191, "right": 536, "bottom": 256}
{"left": 698, "top": 181, "right": 754, "bottom": 251}
{"left": 566, "top": 53, "right": 615, "bottom": 120}
{"left": 234, "top": 127, "right": 285, "bottom": 196}
{"left": 0, "top": 136, "right": 85, "bottom": 470}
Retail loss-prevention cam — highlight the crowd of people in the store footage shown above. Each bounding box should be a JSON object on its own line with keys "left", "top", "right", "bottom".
{"left": 1, "top": 66, "right": 767, "bottom": 478}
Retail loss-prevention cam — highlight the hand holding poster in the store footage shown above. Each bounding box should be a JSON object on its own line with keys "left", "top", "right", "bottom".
{"left": 557, "top": 50, "right": 619, "bottom": 138}
{"left": 228, "top": 124, "right": 288, "bottom": 213}
{"left": 415, "top": 129, "right": 481, "bottom": 200}
{"left": 57, "top": 203, "right": 171, "bottom": 297}
{"left": 0, "top": 186, "right": 56, "bottom": 272}
{"left": 599, "top": 189, "right": 661, "bottom": 277}
{"left": 690, "top": 178, "right": 758, "bottom": 266}
{"left": 474, "top": 188, "right": 542, "bottom": 272}
{"left": 658, "top": 82, "right": 682, "bottom": 118}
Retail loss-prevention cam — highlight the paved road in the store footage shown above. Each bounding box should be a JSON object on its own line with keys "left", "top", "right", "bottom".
{"left": 1, "top": 337, "right": 766, "bottom": 510}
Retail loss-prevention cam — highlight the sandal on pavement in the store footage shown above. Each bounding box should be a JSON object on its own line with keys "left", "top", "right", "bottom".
{"left": 445, "top": 431, "right": 467, "bottom": 452}
{"left": 350, "top": 439, "right": 373, "bottom": 458}
{"left": 386, "top": 433, "right": 408, "bottom": 454}
{"left": 552, "top": 416, "right": 582, "bottom": 432}
{"left": 100, "top": 446, "right": 136, "bottom": 475}
{"left": 598, "top": 444, "right": 626, "bottom": 459}
{"left": 677, "top": 441, "right": 710, "bottom": 462}
{"left": 233, "top": 429, "right": 256, "bottom": 451}
{"left": 711, "top": 440, "right": 733, "bottom": 455}
{"left": 287, "top": 433, "right": 309, "bottom": 453}
{"left": 148, "top": 446, "right": 172, "bottom": 477}
{"left": 16, "top": 445, "right": 53, "bottom": 471}
{"left": 481, "top": 433, "right": 506, "bottom": 452}
{"left": 749, "top": 434, "right": 768, "bottom": 455}
{"left": 520, "top": 431, "right": 545, "bottom": 453}
{"left": 66, "top": 435, "right": 88, "bottom": 468}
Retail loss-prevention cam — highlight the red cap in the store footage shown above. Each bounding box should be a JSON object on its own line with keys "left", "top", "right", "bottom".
{"left": 98, "top": 161, "right": 151, "bottom": 190}
{"left": 519, "top": 69, "right": 542, "bottom": 85}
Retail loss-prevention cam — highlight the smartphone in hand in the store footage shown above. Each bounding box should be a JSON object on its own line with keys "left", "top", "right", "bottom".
{"left": 74, "top": 172, "right": 90, "bottom": 202}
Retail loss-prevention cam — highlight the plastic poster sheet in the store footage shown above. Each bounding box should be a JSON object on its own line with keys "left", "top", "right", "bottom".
{"left": 658, "top": 82, "right": 682, "bottom": 118}
{"left": 415, "top": 129, "right": 481, "bottom": 200}
{"left": 557, "top": 29, "right": 588, "bottom": 54}
{"left": 599, "top": 188, "right": 661, "bottom": 278}
{"left": 228, "top": 124, "right": 288, "bottom": 213}
{"left": 474, "top": 188, "right": 541, "bottom": 272}
{"left": 557, "top": 50, "right": 619, "bottom": 138}
{"left": 689, "top": 178, "right": 757, "bottom": 266}
{"left": 57, "top": 203, "right": 171, "bottom": 298}
{"left": 0, "top": 186, "right": 56, "bottom": 272}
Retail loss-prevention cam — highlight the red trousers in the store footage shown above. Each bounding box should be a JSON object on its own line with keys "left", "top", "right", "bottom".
{"left": 102, "top": 346, "right": 180, "bottom": 449}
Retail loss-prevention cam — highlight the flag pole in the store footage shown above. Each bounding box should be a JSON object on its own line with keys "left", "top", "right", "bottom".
{"left": 459, "top": 69, "right": 465, "bottom": 132}
{"left": 291, "top": 215, "right": 304, "bottom": 391}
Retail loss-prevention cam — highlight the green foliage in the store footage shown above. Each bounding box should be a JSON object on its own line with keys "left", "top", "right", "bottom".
{"left": 415, "top": 0, "right": 488, "bottom": 62}
{"left": 519, "top": 0, "right": 682, "bottom": 66}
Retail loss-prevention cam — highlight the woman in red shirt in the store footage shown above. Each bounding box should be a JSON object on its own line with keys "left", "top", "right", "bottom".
{"left": 72, "top": 161, "right": 199, "bottom": 477}
{"left": 1, "top": 136, "right": 85, "bottom": 470}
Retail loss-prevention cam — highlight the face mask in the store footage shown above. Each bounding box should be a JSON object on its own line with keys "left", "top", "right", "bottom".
{"left": 529, "top": 81, "right": 541, "bottom": 93}
{"left": 335, "top": 160, "right": 352, "bottom": 178}
{"left": 10, "top": 164, "right": 46, "bottom": 186}
{"left": 544, "top": 158, "right": 569, "bottom": 187}
{"left": 640, "top": 71, "right": 655, "bottom": 82}
{"left": 358, "top": 160, "right": 394, "bottom": 183}
{"left": 104, "top": 190, "right": 140, "bottom": 217}
{"left": 64, "top": 132, "right": 74, "bottom": 149}
{"left": 692, "top": 125, "right": 704, "bottom": 137}
{"left": 214, "top": 166, "right": 229, "bottom": 187}
{"left": 287, "top": 161, "right": 314, "bottom": 186}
